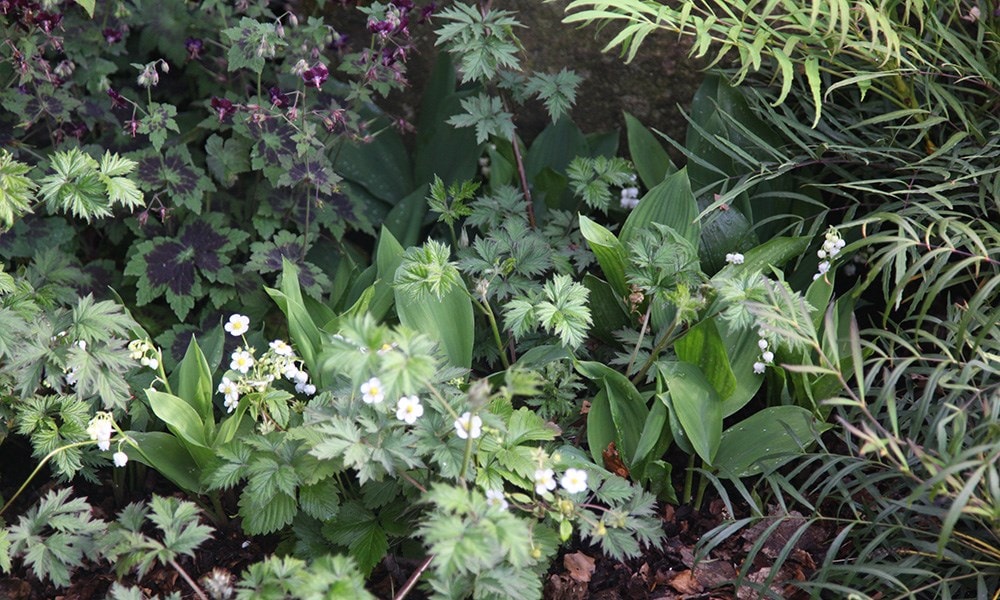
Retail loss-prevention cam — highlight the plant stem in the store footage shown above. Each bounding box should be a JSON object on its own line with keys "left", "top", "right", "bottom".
{"left": 472, "top": 296, "right": 510, "bottom": 368}
{"left": 625, "top": 304, "right": 652, "bottom": 376}
{"left": 510, "top": 132, "right": 536, "bottom": 228}
{"left": 631, "top": 311, "right": 681, "bottom": 385}
{"left": 682, "top": 453, "right": 695, "bottom": 505}
{"left": 0, "top": 440, "right": 95, "bottom": 517}
{"left": 168, "top": 558, "right": 209, "bottom": 600}
{"left": 692, "top": 467, "right": 709, "bottom": 511}
{"left": 394, "top": 555, "right": 434, "bottom": 600}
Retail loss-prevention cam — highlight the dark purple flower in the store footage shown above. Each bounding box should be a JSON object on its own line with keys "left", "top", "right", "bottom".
{"left": 301, "top": 62, "right": 329, "bottom": 89}
{"left": 268, "top": 86, "right": 287, "bottom": 108}
{"left": 35, "top": 11, "right": 61, "bottom": 33}
{"left": 103, "top": 27, "right": 122, "bottom": 44}
{"left": 107, "top": 87, "right": 127, "bottom": 110}
{"left": 210, "top": 97, "right": 237, "bottom": 122}
{"left": 185, "top": 37, "right": 203, "bottom": 60}
{"left": 418, "top": 3, "right": 436, "bottom": 24}
{"left": 331, "top": 32, "right": 349, "bottom": 53}
{"left": 367, "top": 18, "right": 393, "bottom": 37}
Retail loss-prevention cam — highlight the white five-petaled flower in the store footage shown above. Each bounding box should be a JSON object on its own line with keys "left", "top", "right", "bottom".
{"left": 753, "top": 361, "right": 766, "bottom": 374}
{"left": 361, "top": 377, "right": 384, "bottom": 404}
{"left": 453, "top": 412, "right": 482, "bottom": 440}
{"left": 725, "top": 252, "right": 745, "bottom": 265}
{"left": 230, "top": 350, "right": 254, "bottom": 374}
{"left": 533, "top": 468, "right": 557, "bottom": 495}
{"left": 395, "top": 395, "right": 423, "bottom": 424}
{"left": 87, "top": 414, "right": 113, "bottom": 452}
{"left": 218, "top": 377, "right": 239, "bottom": 412}
{"left": 113, "top": 451, "right": 129, "bottom": 467}
{"left": 485, "top": 489, "right": 509, "bottom": 511}
{"left": 224, "top": 314, "right": 250, "bottom": 336}
{"left": 762, "top": 350, "right": 774, "bottom": 363}
{"left": 269, "top": 339, "right": 293, "bottom": 356}
{"left": 560, "top": 468, "right": 588, "bottom": 494}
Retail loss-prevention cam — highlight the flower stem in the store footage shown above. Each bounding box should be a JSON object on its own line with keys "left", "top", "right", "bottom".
{"left": 168, "top": 558, "right": 209, "bottom": 600}
{"left": 472, "top": 296, "right": 510, "bottom": 368}
{"left": 393, "top": 555, "right": 434, "bottom": 600}
{"left": 0, "top": 440, "right": 95, "bottom": 517}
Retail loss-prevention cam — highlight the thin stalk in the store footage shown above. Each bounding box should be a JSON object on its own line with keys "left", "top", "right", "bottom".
{"left": 509, "top": 131, "right": 536, "bottom": 228}
{"left": 625, "top": 304, "right": 652, "bottom": 376}
{"left": 692, "top": 467, "right": 710, "bottom": 511}
{"left": 168, "top": 558, "right": 209, "bottom": 600}
{"left": 393, "top": 555, "right": 434, "bottom": 600}
{"left": 682, "top": 453, "right": 695, "bottom": 505}
{"left": 631, "top": 312, "right": 681, "bottom": 385}
{"left": 472, "top": 296, "right": 510, "bottom": 368}
{"left": 0, "top": 440, "right": 94, "bottom": 517}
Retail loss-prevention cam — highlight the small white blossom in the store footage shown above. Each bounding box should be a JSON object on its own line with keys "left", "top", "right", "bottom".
{"left": 283, "top": 363, "right": 300, "bottom": 380}
{"left": 294, "top": 370, "right": 309, "bottom": 385}
{"left": 269, "top": 339, "right": 293, "bottom": 356}
{"left": 302, "top": 383, "right": 316, "bottom": 396}
{"left": 87, "top": 414, "right": 114, "bottom": 451}
{"left": 753, "top": 361, "right": 766, "bottom": 374}
{"left": 758, "top": 338, "right": 768, "bottom": 350}
{"left": 485, "top": 489, "right": 508, "bottom": 511}
{"left": 113, "top": 451, "right": 129, "bottom": 467}
{"left": 230, "top": 350, "right": 254, "bottom": 374}
{"left": 534, "top": 468, "right": 557, "bottom": 495}
{"left": 762, "top": 350, "right": 774, "bottom": 363}
{"left": 377, "top": 343, "right": 397, "bottom": 355}
{"left": 560, "top": 468, "right": 588, "bottom": 494}
{"left": 65, "top": 367, "right": 79, "bottom": 387}
{"left": 454, "top": 411, "right": 482, "bottom": 440}
{"left": 140, "top": 356, "right": 159, "bottom": 371}
{"left": 725, "top": 252, "right": 745, "bottom": 265}
{"left": 361, "top": 377, "right": 384, "bottom": 404}
{"left": 620, "top": 187, "right": 640, "bottom": 210}
{"left": 395, "top": 395, "right": 423, "bottom": 424}
{"left": 224, "top": 314, "right": 250, "bottom": 336}
{"left": 218, "top": 377, "right": 240, "bottom": 412}
{"left": 76, "top": 340, "right": 87, "bottom": 351}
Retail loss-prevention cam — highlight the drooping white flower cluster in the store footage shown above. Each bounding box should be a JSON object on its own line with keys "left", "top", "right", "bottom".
{"left": 753, "top": 330, "right": 775, "bottom": 374}
{"left": 725, "top": 252, "right": 745, "bottom": 265}
{"left": 814, "top": 228, "right": 846, "bottom": 281}
{"left": 533, "top": 467, "right": 589, "bottom": 495}
{"left": 128, "top": 339, "right": 160, "bottom": 371}
{"left": 620, "top": 186, "right": 640, "bottom": 210}
{"left": 87, "top": 412, "right": 114, "bottom": 451}
{"left": 217, "top": 314, "right": 315, "bottom": 413}
{"left": 87, "top": 412, "right": 132, "bottom": 468}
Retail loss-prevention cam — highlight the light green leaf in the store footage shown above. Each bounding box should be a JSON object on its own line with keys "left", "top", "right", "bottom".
{"left": 713, "top": 406, "right": 821, "bottom": 477}
{"left": 624, "top": 112, "right": 675, "bottom": 188}
{"left": 621, "top": 167, "right": 699, "bottom": 248}
{"left": 576, "top": 361, "right": 647, "bottom": 464}
{"left": 175, "top": 336, "right": 214, "bottom": 426}
{"left": 658, "top": 361, "right": 722, "bottom": 465}
{"left": 146, "top": 389, "right": 210, "bottom": 450}
{"left": 579, "top": 215, "right": 629, "bottom": 299}
{"left": 74, "top": 0, "right": 95, "bottom": 17}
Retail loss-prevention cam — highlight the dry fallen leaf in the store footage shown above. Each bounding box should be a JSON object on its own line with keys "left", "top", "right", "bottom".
{"left": 669, "top": 569, "right": 704, "bottom": 594}
{"left": 564, "top": 551, "right": 597, "bottom": 583}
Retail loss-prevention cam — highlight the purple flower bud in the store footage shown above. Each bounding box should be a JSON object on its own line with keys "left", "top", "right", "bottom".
{"left": 331, "top": 32, "right": 349, "bottom": 52}
{"left": 103, "top": 27, "right": 122, "bottom": 44}
{"left": 210, "top": 97, "right": 237, "bottom": 122}
{"left": 35, "top": 11, "right": 61, "bottom": 33}
{"left": 301, "top": 62, "right": 329, "bottom": 89}
{"left": 418, "top": 3, "right": 436, "bottom": 24}
{"left": 185, "top": 37, "right": 204, "bottom": 60}
{"left": 268, "top": 86, "right": 287, "bottom": 107}
{"left": 107, "top": 87, "right": 127, "bottom": 110}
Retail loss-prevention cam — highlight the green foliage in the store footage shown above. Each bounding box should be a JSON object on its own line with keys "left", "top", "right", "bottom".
{"left": 566, "top": 155, "right": 634, "bottom": 212}
{"left": 104, "top": 496, "right": 213, "bottom": 579}
{"left": 4, "top": 488, "right": 106, "bottom": 587}
{"left": 448, "top": 94, "right": 515, "bottom": 144}
{"left": 0, "top": 150, "right": 36, "bottom": 230}
{"left": 435, "top": 3, "right": 523, "bottom": 84}
{"left": 235, "top": 554, "right": 375, "bottom": 600}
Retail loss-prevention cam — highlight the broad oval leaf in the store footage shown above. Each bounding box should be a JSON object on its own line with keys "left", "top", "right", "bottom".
{"left": 658, "top": 361, "right": 722, "bottom": 465}
{"left": 625, "top": 112, "right": 676, "bottom": 188}
{"left": 620, "top": 167, "right": 699, "bottom": 248}
{"left": 579, "top": 215, "right": 629, "bottom": 299}
{"left": 147, "top": 389, "right": 210, "bottom": 450}
{"left": 713, "top": 406, "right": 823, "bottom": 477}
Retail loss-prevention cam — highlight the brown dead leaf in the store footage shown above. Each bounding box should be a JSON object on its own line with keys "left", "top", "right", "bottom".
{"left": 564, "top": 551, "right": 597, "bottom": 583}
{"left": 669, "top": 569, "right": 704, "bottom": 594}
{"left": 693, "top": 559, "right": 737, "bottom": 589}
